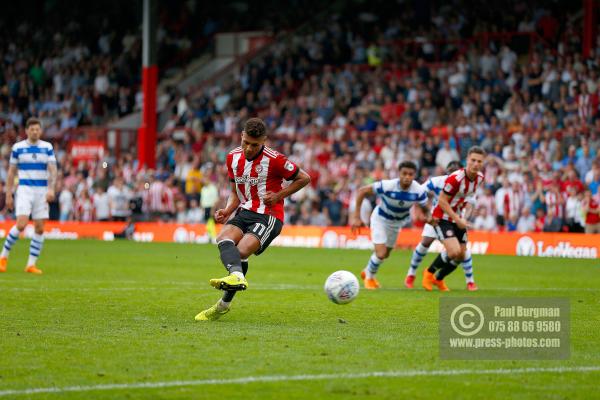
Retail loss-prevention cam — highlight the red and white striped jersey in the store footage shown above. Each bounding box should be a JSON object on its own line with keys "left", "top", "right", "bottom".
{"left": 433, "top": 168, "right": 484, "bottom": 222}
{"left": 76, "top": 198, "right": 94, "bottom": 222}
{"left": 504, "top": 188, "right": 524, "bottom": 218}
{"left": 544, "top": 191, "right": 564, "bottom": 219}
{"left": 577, "top": 94, "right": 592, "bottom": 120}
{"left": 149, "top": 181, "right": 165, "bottom": 212}
{"left": 162, "top": 186, "right": 176, "bottom": 214}
{"left": 227, "top": 145, "right": 299, "bottom": 222}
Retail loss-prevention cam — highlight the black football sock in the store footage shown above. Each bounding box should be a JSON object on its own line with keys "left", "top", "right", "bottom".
{"left": 427, "top": 254, "right": 445, "bottom": 273}
{"left": 435, "top": 260, "right": 458, "bottom": 280}
{"left": 218, "top": 240, "right": 243, "bottom": 274}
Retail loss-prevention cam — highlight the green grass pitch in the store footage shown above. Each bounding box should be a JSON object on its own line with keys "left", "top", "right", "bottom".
{"left": 1, "top": 240, "right": 599, "bottom": 399}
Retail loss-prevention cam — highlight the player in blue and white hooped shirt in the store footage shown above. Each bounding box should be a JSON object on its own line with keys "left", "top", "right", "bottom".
{"left": 404, "top": 161, "right": 479, "bottom": 291}
{"left": 1, "top": 118, "right": 58, "bottom": 274}
{"left": 351, "top": 161, "right": 431, "bottom": 289}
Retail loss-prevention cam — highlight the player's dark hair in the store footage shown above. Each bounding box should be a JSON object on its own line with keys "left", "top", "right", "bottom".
{"left": 446, "top": 161, "right": 462, "bottom": 173}
{"left": 467, "top": 146, "right": 486, "bottom": 156}
{"left": 26, "top": 118, "right": 42, "bottom": 129}
{"left": 244, "top": 118, "right": 267, "bottom": 138}
{"left": 398, "top": 161, "right": 417, "bottom": 171}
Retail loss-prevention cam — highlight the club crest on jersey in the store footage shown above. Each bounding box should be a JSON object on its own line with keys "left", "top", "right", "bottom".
{"left": 234, "top": 175, "right": 259, "bottom": 186}
{"left": 32, "top": 153, "right": 37, "bottom": 160}
{"left": 255, "top": 164, "right": 263, "bottom": 174}
{"left": 284, "top": 161, "right": 295, "bottom": 171}
{"left": 444, "top": 183, "right": 453, "bottom": 192}
{"left": 446, "top": 230, "right": 454, "bottom": 236}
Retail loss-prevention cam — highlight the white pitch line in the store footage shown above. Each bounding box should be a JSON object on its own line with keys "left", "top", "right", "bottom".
{"left": 1, "top": 285, "right": 598, "bottom": 292}
{"left": 0, "top": 366, "right": 599, "bottom": 397}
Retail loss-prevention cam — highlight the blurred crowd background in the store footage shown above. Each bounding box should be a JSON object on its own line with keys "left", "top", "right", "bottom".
{"left": 1, "top": 0, "right": 599, "bottom": 233}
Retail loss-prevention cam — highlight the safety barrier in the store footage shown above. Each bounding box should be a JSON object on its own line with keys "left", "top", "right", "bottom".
{"left": 0, "top": 222, "right": 597, "bottom": 259}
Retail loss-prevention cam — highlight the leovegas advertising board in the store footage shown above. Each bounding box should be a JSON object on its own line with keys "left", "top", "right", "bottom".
{"left": 0, "top": 222, "right": 212, "bottom": 244}
{"left": 274, "top": 227, "right": 600, "bottom": 259}
{"left": 0, "top": 222, "right": 597, "bottom": 259}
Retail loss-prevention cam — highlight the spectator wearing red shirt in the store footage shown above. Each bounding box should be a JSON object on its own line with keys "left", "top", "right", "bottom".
{"left": 582, "top": 190, "right": 600, "bottom": 233}
{"left": 561, "top": 170, "right": 585, "bottom": 193}
{"left": 534, "top": 208, "right": 546, "bottom": 232}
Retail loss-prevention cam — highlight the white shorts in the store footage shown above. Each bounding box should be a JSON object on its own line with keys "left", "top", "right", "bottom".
{"left": 421, "top": 223, "right": 439, "bottom": 239}
{"left": 16, "top": 190, "right": 49, "bottom": 220}
{"left": 370, "top": 212, "right": 404, "bottom": 248}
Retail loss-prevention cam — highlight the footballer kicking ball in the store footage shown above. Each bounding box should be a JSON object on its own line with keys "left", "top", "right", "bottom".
{"left": 324, "top": 270, "right": 359, "bottom": 304}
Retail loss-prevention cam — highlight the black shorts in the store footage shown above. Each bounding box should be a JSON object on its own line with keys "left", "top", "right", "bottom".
{"left": 434, "top": 220, "right": 468, "bottom": 244}
{"left": 227, "top": 209, "right": 283, "bottom": 255}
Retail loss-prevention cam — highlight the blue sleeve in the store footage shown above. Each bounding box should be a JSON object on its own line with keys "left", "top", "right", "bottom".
{"left": 426, "top": 179, "right": 435, "bottom": 191}
{"left": 418, "top": 191, "right": 428, "bottom": 206}
{"left": 10, "top": 150, "right": 18, "bottom": 165}
{"left": 47, "top": 146, "right": 57, "bottom": 163}
{"left": 372, "top": 181, "right": 383, "bottom": 196}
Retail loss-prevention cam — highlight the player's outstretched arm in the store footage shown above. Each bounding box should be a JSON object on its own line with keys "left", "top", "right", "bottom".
{"left": 215, "top": 182, "right": 241, "bottom": 224}
{"left": 351, "top": 184, "right": 373, "bottom": 231}
{"left": 263, "top": 169, "right": 311, "bottom": 206}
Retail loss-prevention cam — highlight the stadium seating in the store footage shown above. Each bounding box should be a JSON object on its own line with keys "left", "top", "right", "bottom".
{"left": 1, "top": 1, "right": 598, "bottom": 235}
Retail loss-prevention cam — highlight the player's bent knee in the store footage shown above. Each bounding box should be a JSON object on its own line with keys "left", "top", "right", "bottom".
{"left": 376, "top": 250, "right": 391, "bottom": 259}
{"left": 237, "top": 244, "right": 258, "bottom": 259}
{"left": 216, "top": 226, "right": 242, "bottom": 244}
{"left": 447, "top": 249, "right": 462, "bottom": 260}
{"left": 33, "top": 222, "right": 44, "bottom": 234}
{"left": 422, "top": 238, "right": 434, "bottom": 247}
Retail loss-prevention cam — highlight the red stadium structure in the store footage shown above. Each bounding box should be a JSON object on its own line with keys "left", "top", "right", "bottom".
{"left": 138, "top": 0, "right": 158, "bottom": 169}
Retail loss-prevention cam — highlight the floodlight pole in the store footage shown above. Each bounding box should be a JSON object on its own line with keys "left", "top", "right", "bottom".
{"left": 138, "top": 0, "right": 158, "bottom": 169}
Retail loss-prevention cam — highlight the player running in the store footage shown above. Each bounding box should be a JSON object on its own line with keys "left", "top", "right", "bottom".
{"left": 405, "top": 161, "right": 479, "bottom": 291}
{"left": 195, "top": 118, "right": 310, "bottom": 321}
{"left": 351, "top": 161, "right": 431, "bottom": 289}
{"left": 1, "top": 118, "right": 57, "bottom": 274}
{"left": 422, "top": 146, "right": 485, "bottom": 292}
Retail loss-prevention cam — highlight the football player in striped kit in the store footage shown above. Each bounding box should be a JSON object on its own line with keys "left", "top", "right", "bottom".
{"left": 423, "top": 146, "right": 486, "bottom": 291}
{"left": 1, "top": 118, "right": 57, "bottom": 274}
{"left": 405, "top": 161, "right": 479, "bottom": 291}
{"left": 351, "top": 161, "right": 432, "bottom": 289}
{"left": 195, "top": 118, "right": 311, "bottom": 321}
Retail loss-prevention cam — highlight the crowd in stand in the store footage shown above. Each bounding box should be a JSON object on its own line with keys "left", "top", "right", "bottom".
{"left": 0, "top": 0, "right": 324, "bottom": 139}
{"left": 1, "top": 1, "right": 599, "bottom": 234}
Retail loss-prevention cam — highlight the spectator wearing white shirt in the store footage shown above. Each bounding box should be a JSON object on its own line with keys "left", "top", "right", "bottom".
{"left": 565, "top": 186, "right": 584, "bottom": 232}
{"left": 517, "top": 208, "right": 536, "bottom": 233}
{"left": 59, "top": 186, "right": 74, "bottom": 222}
{"left": 479, "top": 48, "right": 498, "bottom": 76}
{"left": 186, "top": 199, "right": 204, "bottom": 224}
{"left": 435, "top": 140, "right": 459, "bottom": 170}
{"left": 107, "top": 177, "right": 132, "bottom": 221}
{"left": 494, "top": 178, "right": 510, "bottom": 226}
{"left": 473, "top": 207, "right": 497, "bottom": 231}
{"left": 93, "top": 186, "right": 111, "bottom": 221}
{"left": 94, "top": 67, "right": 110, "bottom": 95}
{"left": 499, "top": 46, "right": 517, "bottom": 74}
